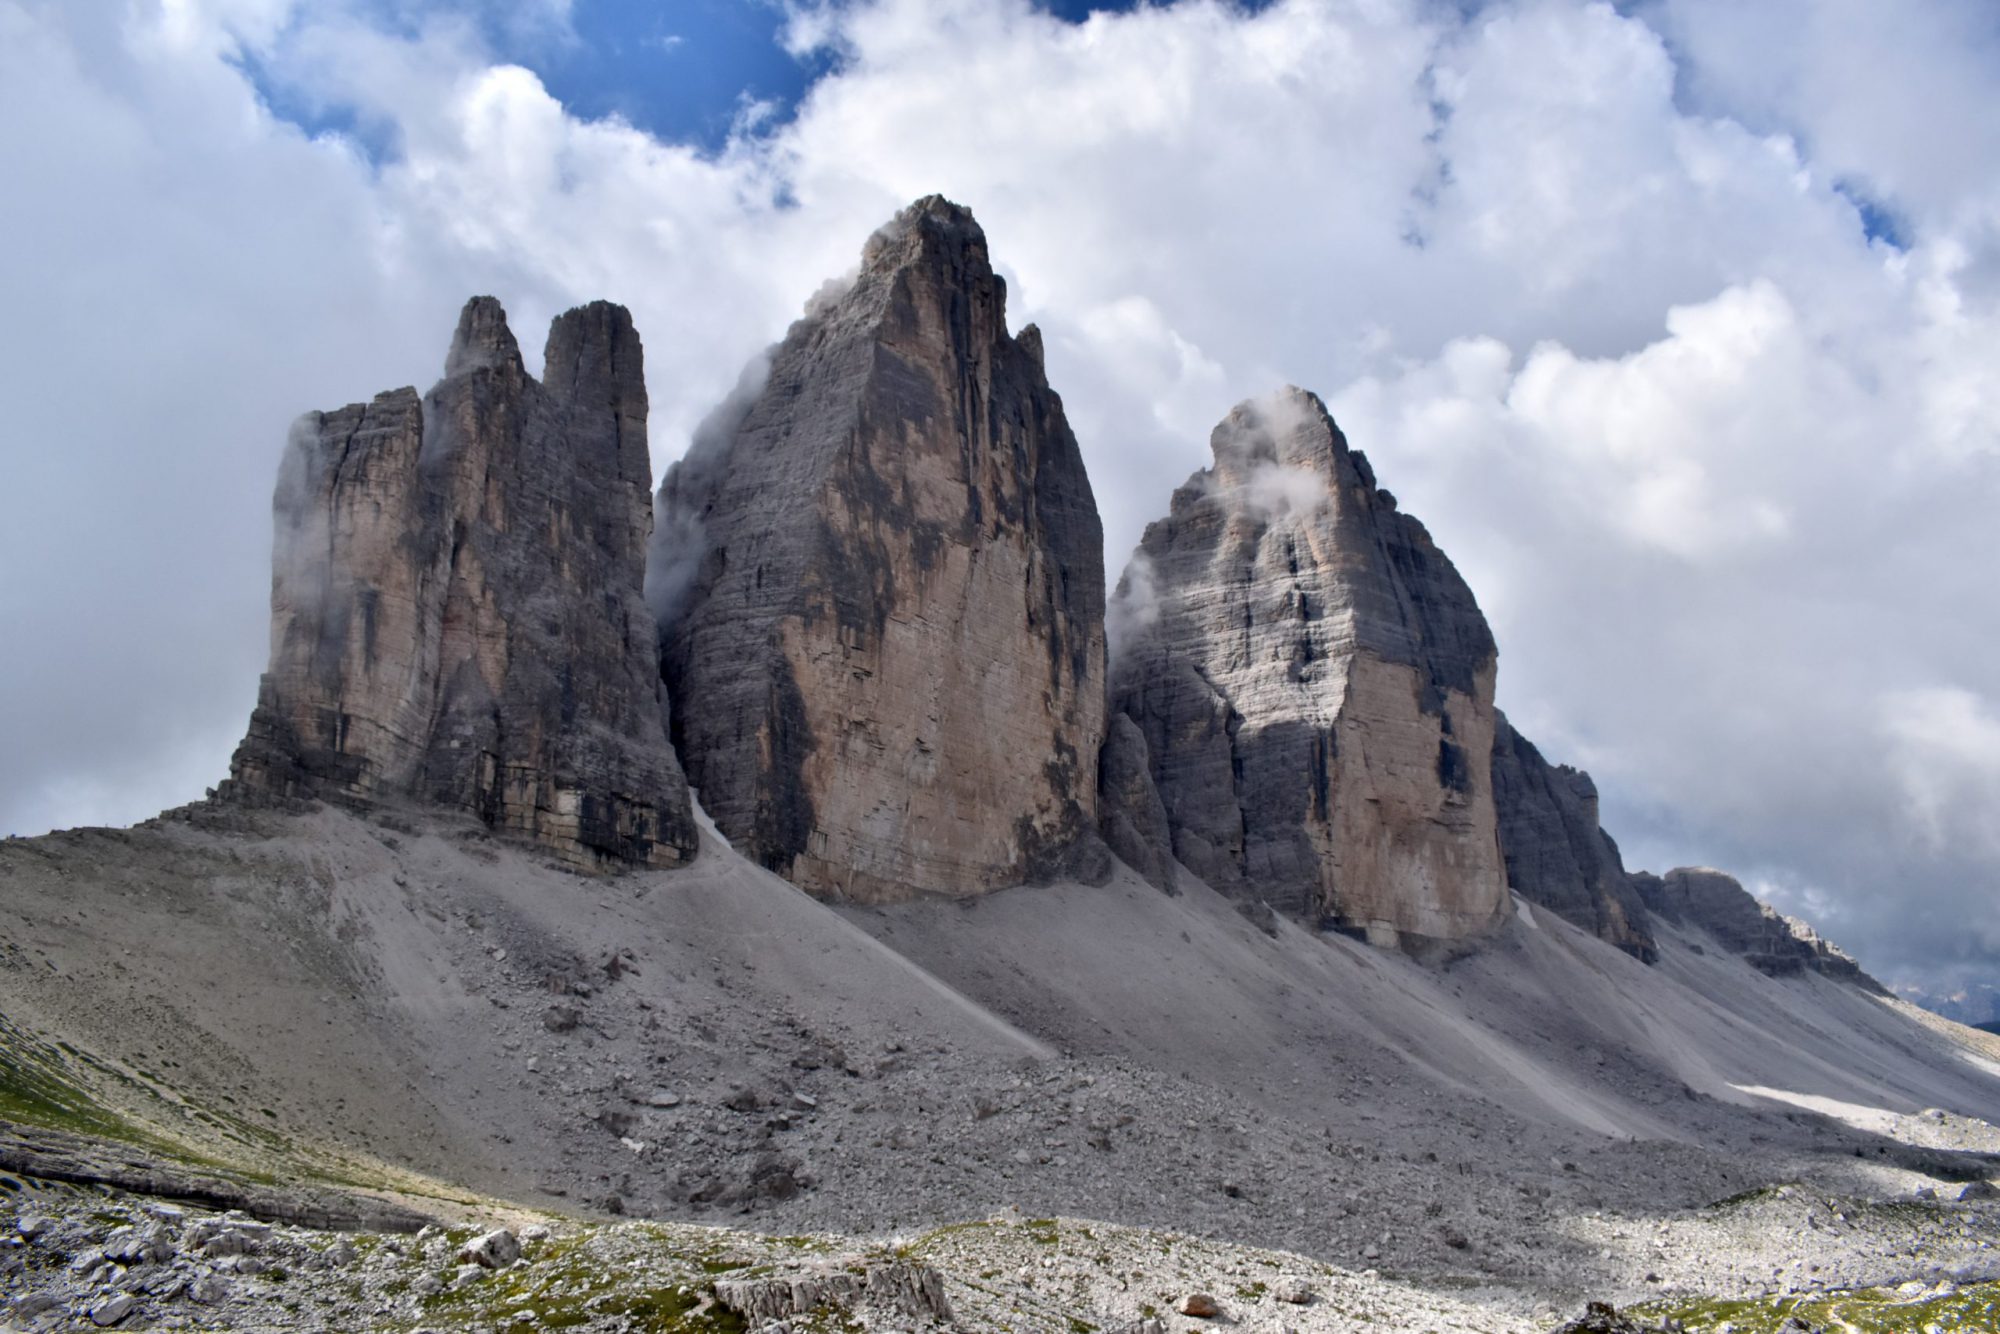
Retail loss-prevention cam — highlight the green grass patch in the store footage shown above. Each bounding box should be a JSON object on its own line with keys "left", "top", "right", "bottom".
{"left": 1637, "top": 1281, "right": 2000, "bottom": 1332}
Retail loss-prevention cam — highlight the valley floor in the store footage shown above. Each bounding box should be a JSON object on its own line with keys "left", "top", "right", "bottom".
{"left": 3, "top": 804, "right": 1998, "bottom": 1330}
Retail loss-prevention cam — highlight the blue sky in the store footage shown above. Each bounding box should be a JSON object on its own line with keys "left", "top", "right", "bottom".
{"left": 240, "top": 0, "right": 1254, "bottom": 156}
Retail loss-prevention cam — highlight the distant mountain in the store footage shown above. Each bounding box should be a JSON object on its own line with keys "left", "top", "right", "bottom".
{"left": 1894, "top": 981, "right": 2000, "bottom": 1028}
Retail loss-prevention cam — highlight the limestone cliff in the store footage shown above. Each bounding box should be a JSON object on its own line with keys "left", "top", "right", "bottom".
{"left": 1108, "top": 388, "right": 1509, "bottom": 947}
{"left": 1097, "top": 715, "right": 1176, "bottom": 894}
{"left": 226, "top": 297, "right": 698, "bottom": 869}
{"left": 657, "top": 197, "right": 1106, "bottom": 902}
{"left": 1490, "top": 713, "right": 1658, "bottom": 961}
{"left": 1632, "top": 867, "right": 1881, "bottom": 988}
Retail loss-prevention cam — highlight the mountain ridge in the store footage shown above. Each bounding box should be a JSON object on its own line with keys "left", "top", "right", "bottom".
{"left": 4, "top": 192, "right": 1982, "bottom": 1334}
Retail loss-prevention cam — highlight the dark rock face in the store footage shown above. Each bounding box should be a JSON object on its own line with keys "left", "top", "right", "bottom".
{"left": 657, "top": 196, "right": 1106, "bottom": 902}
{"left": 1491, "top": 713, "right": 1658, "bottom": 961}
{"left": 1633, "top": 867, "right": 1881, "bottom": 988}
{"left": 1108, "top": 388, "right": 1509, "bottom": 947}
{"left": 226, "top": 297, "right": 698, "bottom": 869}
{"left": 1097, "top": 715, "right": 1176, "bottom": 893}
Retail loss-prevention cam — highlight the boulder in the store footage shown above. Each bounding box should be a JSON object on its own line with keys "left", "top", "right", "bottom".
{"left": 1108, "top": 388, "right": 1509, "bottom": 948}
{"left": 1272, "top": 1276, "right": 1314, "bottom": 1304}
{"left": 712, "top": 1258, "right": 953, "bottom": 1324}
{"left": 458, "top": 1228, "right": 521, "bottom": 1270}
{"left": 88, "top": 1294, "right": 137, "bottom": 1327}
{"left": 225, "top": 297, "right": 697, "bottom": 870}
{"left": 658, "top": 196, "right": 1106, "bottom": 901}
{"left": 1552, "top": 1301, "right": 1647, "bottom": 1334}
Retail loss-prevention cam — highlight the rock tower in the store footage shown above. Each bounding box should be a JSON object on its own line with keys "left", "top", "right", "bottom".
{"left": 1108, "top": 388, "right": 1510, "bottom": 947}
{"left": 227, "top": 298, "right": 698, "bottom": 868}
{"left": 657, "top": 197, "right": 1106, "bottom": 902}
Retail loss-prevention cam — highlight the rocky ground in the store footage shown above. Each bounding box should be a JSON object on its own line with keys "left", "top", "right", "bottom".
{"left": 5, "top": 803, "right": 2000, "bottom": 1330}
{"left": 6, "top": 1169, "right": 2000, "bottom": 1332}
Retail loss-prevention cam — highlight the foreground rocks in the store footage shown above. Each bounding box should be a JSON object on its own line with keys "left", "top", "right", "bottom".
{"left": 8, "top": 1168, "right": 2000, "bottom": 1333}
{"left": 1108, "top": 387, "right": 1510, "bottom": 947}
{"left": 658, "top": 196, "right": 1107, "bottom": 902}
{"left": 0, "top": 1120, "right": 433, "bottom": 1235}
{"left": 224, "top": 296, "right": 697, "bottom": 870}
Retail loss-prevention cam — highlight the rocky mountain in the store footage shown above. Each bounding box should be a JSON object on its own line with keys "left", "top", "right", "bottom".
{"left": 1489, "top": 712, "right": 1659, "bottom": 962}
{"left": 655, "top": 196, "right": 1106, "bottom": 903}
{"left": 1632, "top": 866, "right": 1882, "bottom": 987}
{"left": 224, "top": 297, "right": 698, "bottom": 870}
{"left": 1896, "top": 981, "right": 2000, "bottom": 1028}
{"left": 7, "top": 199, "right": 1996, "bottom": 1334}
{"left": 1106, "top": 387, "right": 1510, "bottom": 948}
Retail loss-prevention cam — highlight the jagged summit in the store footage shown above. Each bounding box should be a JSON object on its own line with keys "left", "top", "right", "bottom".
{"left": 443, "top": 294, "right": 525, "bottom": 377}
{"left": 1634, "top": 865, "right": 1882, "bottom": 987}
{"left": 1107, "top": 386, "right": 1511, "bottom": 947}
{"left": 655, "top": 196, "right": 1106, "bottom": 902}
{"left": 226, "top": 296, "right": 697, "bottom": 870}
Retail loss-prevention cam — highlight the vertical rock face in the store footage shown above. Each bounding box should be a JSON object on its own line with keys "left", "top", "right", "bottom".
{"left": 1633, "top": 868, "right": 1881, "bottom": 987}
{"left": 657, "top": 196, "right": 1106, "bottom": 902}
{"left": 227, "top": 297, "right": 698, "bottom": 869}
{"left": 1097, "top": 715, "right": 1176, "bottom": 893}
{"left": 1109, "top": 388, "right": 1510, "bottom": 947}
{"left": 1490, "top": 713, "right": 1658, "bottom": 961}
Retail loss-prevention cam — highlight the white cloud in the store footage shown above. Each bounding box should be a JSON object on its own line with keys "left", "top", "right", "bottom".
{"left": 1, "top": 0, "right": 1997, "bottom": 986}
{"left": 1884, "top": 687, "right": 2000, "bottom": 857}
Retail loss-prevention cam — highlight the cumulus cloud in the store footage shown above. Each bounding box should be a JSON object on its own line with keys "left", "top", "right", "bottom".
{"left": 2, "top": 0, "right": 1996, "bottom": 989}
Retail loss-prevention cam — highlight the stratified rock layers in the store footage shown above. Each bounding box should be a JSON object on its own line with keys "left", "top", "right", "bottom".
{"left": 1633, "top": 867, "right": 1881, "bottom": 987}
{"left": 1490, "top": 713, "right": 1658, "bottom": 961}
{"left": 228, "top": 297, "right": 697, "bottom": 869}
{"left": 659, "top": 197, "right": 1106, "bottom": 902}
{"left": 1110, "top": 389, "right": 1509, "bottom": 946}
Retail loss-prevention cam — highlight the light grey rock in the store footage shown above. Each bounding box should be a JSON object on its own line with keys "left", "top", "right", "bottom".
{"left": 198, "top": 1229, "right": 256, "bottom": 1258}
{"left": 1272, "top": 1275, "right": 1314, "bottom": 1304}
{"left": 1490, "top": 712, "right": 1658, "bottom": 961}
{"left": 712, "top": 1259, "right": 953, "bottom": 1324}
{"left": 225, "top": 297, "right": 697, "bottom": 871}
{"left": 658, "top": 196, "right": 1105, "bottom": 903}
{"left": 101, "top": 1224, "right": 171, "bottom": 1265}
{"left": 458, "top": 1228, "right": 522, "bottom": 1269}
{"left": 1108, "top": 388, "right": 1509, "bottom": 947}
{"left": 87, "top": 1293, "right": 136, "bottom": 1327}
{"left": 187, "top": 1275, "right": 232, "bottom": 1305}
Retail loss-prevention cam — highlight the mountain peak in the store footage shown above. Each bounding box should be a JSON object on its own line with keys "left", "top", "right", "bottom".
{"left": 443, "top": 294, "right": 524, "bottom": 379}
{"left": 655, "top": 197, "right": 1105, "bottom": 901}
